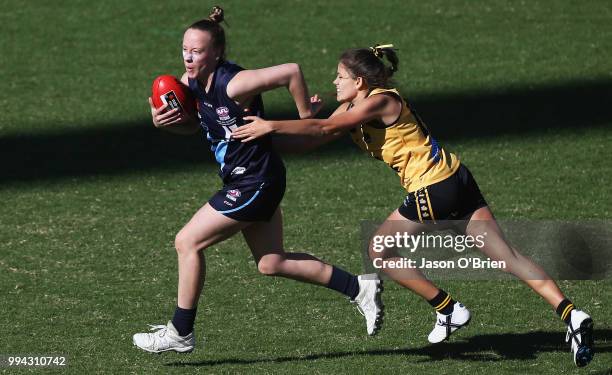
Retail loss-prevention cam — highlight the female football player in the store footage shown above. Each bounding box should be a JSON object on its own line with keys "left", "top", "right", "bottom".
{"left": 132, "top": 7, "right": 383, "bottom": 354}
{"left": 232, "top": 44, "right": 595, "bottom": 367}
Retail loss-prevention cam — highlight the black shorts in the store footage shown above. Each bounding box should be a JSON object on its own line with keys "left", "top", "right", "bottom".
{"left": 398, "top": 165, "right": 488, "bottom": 223}
{"left": 208, "top": 180, "right": 285, "bottom": 222}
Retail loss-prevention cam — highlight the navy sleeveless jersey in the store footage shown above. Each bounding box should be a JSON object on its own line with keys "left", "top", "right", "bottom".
{"left": 188, "top": 61, "right": 285, "bottom": 189}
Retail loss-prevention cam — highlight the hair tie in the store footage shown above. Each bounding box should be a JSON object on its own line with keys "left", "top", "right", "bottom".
{"left": 208, "top": 5, "right": 226, "bottom": 24}
{"left": 369, "top": 44, "right": 395, "bottom": 58}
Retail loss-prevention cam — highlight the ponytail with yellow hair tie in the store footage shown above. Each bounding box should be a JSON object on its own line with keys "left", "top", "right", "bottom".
{"left": 369, "top": 44, "right": 395, "bottom": 58}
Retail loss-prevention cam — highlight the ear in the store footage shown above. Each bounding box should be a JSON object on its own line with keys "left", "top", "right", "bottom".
{"left": 211, "top": 48, "right": 222, "bottom": 61}
{"left": 355, "top": 77, "right": 368, "bottom": 91}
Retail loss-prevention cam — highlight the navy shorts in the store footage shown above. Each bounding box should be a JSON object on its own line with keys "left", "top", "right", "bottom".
{"left": 209, "top": 180, "right": 285, "bottom": 222}
{"left": 398, "top": 165, "right": 488, "bottom": 223}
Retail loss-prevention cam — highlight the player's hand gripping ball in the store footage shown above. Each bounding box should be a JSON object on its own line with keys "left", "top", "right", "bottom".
{"left": 151, "top": 75, "right": 196, "bottom": 116}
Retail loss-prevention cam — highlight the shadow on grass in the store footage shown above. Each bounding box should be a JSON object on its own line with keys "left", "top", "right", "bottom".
{"left": 2, "top": 79, "right": 611, "bottom": 185}
{"left": 164, "top": 329, "right": 612, "bottom": 367}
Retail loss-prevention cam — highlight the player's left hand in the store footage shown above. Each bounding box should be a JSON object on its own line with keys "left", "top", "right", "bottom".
{"left": 233, "top": 116, "right": 274, "bottom": 142}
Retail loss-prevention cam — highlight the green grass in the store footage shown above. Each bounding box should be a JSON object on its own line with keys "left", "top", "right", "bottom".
{"left": 1, "top": 1, "right": 611, "bottom": 374}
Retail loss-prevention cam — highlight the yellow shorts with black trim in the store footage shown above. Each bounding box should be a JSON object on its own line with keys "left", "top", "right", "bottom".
{"left": 398, "top": 165, "right": 488, "bottom": 223}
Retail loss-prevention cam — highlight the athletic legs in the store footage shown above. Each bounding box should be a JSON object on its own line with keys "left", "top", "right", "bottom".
{"left": 242, "top": 207, "right": 333, "bottom": 285}
{"left": 465, "top": 206, "right": 565, "bottom": 308}
{"left": 174, "top": 203, "right": 249, "bottom": 309}
{"left": 367, "top": 209, "right": 440, "bottom": 300}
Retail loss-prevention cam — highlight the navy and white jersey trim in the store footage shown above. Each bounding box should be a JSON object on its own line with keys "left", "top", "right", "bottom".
{"left": 429, "top": 137, "right": 441, "bottom": 163}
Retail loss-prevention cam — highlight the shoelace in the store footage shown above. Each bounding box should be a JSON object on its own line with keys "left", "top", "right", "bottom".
{"left": 566, "top": 323, "right": 584, "bottom": 349}
{"left": 146, "top": 324, "right": 170, "bottom": 351}
{"left": 148, "top": 324, "right": 168, "bottom": 337}
{"left": 437, "top": 314, "right": 463, "bottom": 338}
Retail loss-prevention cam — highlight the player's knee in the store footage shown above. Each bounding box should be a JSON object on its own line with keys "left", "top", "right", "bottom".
{"left": 257, "top": 255, "right": 284, "bottom": 276}
{"left": 368, "top": 241, "right": 387, "bottom": 261}
{"left": 497, "top": 263, "right": 512, "bottom": 273}
{"left": 174, "top": 231, "right": 199, "bottom": 255}
{"left": 498, "top": 247, "right": 522, "bottom": 273}
{"left": 368, "top": 247, "right": 380, "bottom": 261}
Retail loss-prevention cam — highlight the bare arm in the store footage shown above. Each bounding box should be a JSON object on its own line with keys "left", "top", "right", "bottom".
{"left": 270, "top": 102, "right": 350, "bottom": 153}
{"left": 233, "top": 94, "right": 394, "bottom": 142}
{"left": 226, "top": 63, "right": 314, "bottom": 119}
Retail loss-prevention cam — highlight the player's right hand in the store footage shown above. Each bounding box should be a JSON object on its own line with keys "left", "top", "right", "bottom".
{"left": 310, "top": 94, "right": 323, "bottom": 118}
{"left": 233, "top": 116, "right": 274, "bottom": 142}
{"left": 149, "top": 97, "right": 186, "bottom": 128}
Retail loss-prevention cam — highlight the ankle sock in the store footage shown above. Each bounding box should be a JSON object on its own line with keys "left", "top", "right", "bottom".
{"left": 428, "top": 290, "right": 455, "bottom": 315}
{"left": 326, "top": 266, "right": 360, "bottom": 299}
{"left": 171, "top": 306, "right": 197, "bottom": 336}
{"left": 556, "top": 299, "right": 575, "bottom": 325}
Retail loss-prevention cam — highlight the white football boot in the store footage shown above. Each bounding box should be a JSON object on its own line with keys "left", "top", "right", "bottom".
{"left": 351, "top": 274, "right": 384, "bottom": 336}
{"left": 133, "top": 321, "right": 195, "bottom": 353}
{"left": 428, "top": 302, "right": 471, "bottom": 343}
{"left": 565, "top": 310, "right": 594, "bottom": 367}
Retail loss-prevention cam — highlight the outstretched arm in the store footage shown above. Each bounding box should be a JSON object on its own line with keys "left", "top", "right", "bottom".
{"left": 226, "top": 63, "right": 315, "bottom": 119}
{"left": 233, "top": 94, "right": 392, "bottom": 142}
{"left": 270, "top": 102, "right": 350, "bottom": 154}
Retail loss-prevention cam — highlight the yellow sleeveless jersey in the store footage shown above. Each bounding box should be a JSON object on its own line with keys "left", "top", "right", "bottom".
{"left": 349, "top": 88, "right": 460, "bottom": 192}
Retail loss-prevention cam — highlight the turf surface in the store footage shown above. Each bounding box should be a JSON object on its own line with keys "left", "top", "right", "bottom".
{"left": 1, "top": 1, "right": 611, "bottom": 373}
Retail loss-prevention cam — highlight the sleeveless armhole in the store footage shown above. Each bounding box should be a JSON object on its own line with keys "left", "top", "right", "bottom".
{"left": 369, "top": 91, "right": 403, "bottom": 129}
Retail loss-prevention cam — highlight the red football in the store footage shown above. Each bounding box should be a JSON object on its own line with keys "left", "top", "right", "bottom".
{"left": 151, "top": 75, "right": 196, "bottom": 115}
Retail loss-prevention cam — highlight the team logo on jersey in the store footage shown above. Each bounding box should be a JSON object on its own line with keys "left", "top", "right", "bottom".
{"left": 226, "top": 189, "right": 241, "bottom": 202}
{"left": 216, "top": 106, "right": 230, "bottom": 121}
{"left": 231, "top": 167, "right": 246, "bottom": 175}
{"left": 160, "top": 91, "right": 184, "bottom": 113}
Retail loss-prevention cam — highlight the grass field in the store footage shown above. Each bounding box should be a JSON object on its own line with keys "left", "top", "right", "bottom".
{"left": 1, "top": 1, "right": 611, "bottom": 373}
